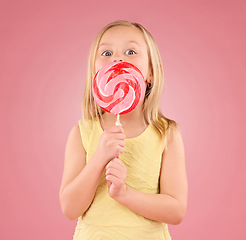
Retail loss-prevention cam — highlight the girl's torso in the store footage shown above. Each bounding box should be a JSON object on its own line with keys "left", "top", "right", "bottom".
{"left": 73, "top": 118, "right": 171, "bottom": 240}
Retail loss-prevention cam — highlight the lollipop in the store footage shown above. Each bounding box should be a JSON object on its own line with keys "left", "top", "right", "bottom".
{"left": 92, "top": 61, "right": 146, "bottom": 125}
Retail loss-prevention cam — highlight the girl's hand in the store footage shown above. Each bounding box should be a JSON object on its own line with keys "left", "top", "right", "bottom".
{"left": 106, "top": 158, "right": 127, "bottom": 200}
{"left": 96, "top": 126, "right": 125, "bottom": 166}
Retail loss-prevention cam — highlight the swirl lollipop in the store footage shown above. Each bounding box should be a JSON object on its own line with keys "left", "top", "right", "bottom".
{"left": 92, "top": 61, "right": 146, "bottom": 126}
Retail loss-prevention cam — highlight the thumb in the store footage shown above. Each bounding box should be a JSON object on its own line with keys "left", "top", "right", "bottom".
{"left": 107, "top": 180, "right": 112, "bottom": 188}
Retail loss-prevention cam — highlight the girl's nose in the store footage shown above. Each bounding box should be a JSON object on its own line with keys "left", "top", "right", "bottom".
{"left": 113, "top": 59, "right": 123, "bottom": 62}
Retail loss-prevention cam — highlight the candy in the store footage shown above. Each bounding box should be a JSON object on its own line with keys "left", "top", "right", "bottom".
{"left": 92, "top": 62, "right": 146, "bottom": 116}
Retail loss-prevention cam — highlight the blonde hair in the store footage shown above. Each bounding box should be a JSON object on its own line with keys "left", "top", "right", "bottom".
{"left": 82, "top": 20, "right": 178, "bottom": 148}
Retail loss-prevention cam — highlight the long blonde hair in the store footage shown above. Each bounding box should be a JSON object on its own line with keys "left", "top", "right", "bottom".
{"left": 82, "top": 20, "right": 177, "bottom": 147}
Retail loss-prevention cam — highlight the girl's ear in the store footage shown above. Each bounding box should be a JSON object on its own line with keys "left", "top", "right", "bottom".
{"left": 147, "top": 72, "right": 153, "bottom": 83}
{"left": 146, "top": 65, "right": 153, "bottom": 83}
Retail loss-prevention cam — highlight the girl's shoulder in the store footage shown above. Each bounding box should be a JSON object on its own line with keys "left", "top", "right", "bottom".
{"left": 78, "top": 118, "right": 95, "bottom": 151}
{"left": 153, "top": 115, "right": 180, "bottom": 151}
{"left": 78, "top": 118, "right": 94, "bottom": 130}
{"left": 152, "top": 115, "right": 178, "bottom": 136}
{"left": 159, "top": 116, "right": 178, "bottom": 129}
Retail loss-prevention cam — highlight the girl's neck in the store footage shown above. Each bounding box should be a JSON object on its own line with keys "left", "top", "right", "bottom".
{"left": 100, "top": 104, "right": 147, "bottom": 129}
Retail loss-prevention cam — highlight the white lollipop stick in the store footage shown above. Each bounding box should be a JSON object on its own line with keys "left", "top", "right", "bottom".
{"left": 115, "top": 114, "right": 122, "bottom": 159}
{"left": 115, "top": 114, "right": 122, "bottom": 126}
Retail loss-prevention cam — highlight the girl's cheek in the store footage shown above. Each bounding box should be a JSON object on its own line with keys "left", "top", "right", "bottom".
{"left": 129, "top": 60, "right": 147, "bottom": 79}
{"left": 95, "top": 58, "right": 110, "bottom": 72}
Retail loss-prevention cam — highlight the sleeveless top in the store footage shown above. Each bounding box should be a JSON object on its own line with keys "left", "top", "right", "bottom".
{"left": 73, "top": 118, "right": 172, "bottom": 240}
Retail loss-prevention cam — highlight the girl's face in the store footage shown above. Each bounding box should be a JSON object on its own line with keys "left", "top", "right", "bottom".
{"left": 95, "top": 25, "right": 151, "bottom": 82}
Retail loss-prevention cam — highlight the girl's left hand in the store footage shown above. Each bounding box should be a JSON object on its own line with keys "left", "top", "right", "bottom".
{"left": 106, "top": 157, "right": 127, "bottom": 200}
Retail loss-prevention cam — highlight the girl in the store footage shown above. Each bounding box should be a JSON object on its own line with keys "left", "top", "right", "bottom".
{"left": 59, "top": 20, "right": 188, "bottom": 240}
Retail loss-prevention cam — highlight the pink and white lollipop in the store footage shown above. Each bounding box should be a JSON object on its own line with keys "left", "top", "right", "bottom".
{"left": 92, "top": 61, "right": 146, "bottom": 125}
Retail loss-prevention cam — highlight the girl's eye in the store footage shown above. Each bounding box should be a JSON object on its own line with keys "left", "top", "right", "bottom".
{"left": 125, "top": 49, "right": 136, "bottom": 55}
{"left": 102, "top": 51, "right": 112, "bottom": 56}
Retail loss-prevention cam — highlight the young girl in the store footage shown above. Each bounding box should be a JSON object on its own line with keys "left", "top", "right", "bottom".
{"left": 59, "top": 20, "right": 188, "bottom": 240}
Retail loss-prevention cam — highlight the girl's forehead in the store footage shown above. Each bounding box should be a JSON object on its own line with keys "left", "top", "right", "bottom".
{"left": 100, "top": 25, "right": 146, "bottom": 45}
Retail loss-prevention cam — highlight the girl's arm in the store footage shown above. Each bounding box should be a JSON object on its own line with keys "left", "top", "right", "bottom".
{"left": 59, "top": 124, "right": 125, "bottom": 220}
{"left": 111, "top": 125, "right": 188, "bottom": 225}
{"left": 59, "top": 125, "right": 104, "bottom": 220}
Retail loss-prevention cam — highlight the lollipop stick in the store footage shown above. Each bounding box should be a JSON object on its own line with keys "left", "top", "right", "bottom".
{"left": 115, "top": 114, "right": 121, "bottom": 126}
{"left": 115, "top": 114, "right": 121, "bottom": 159}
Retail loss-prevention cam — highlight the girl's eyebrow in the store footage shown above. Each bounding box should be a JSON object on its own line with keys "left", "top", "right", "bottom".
{"left": 98, "top": 41, "right": 140, "bottom": 48}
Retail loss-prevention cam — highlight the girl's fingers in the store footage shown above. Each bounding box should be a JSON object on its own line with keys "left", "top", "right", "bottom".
{"left": 113, "top": 157, "right": 126, "bottom": 167}
{"left": 106, "top": 167, "right": 123, "bottom": 179}
{"left": 107, "top": 179, "right": 112, "bottom": 187}
{"left": 106, "top": 174, "right": 122, "bottom": 188}
{"left": 106, "top": 158, "right": 126, "bottom": 171}
{"left": 106, "top": 158, "right": 127, "bottom": 181}
{"left": 115, "top": 140, "right": 125, "bottom": 147}
{"left": 107, "top": 125, "right": 124, "bottom": 133}
{"left": 113, "top": 133, "right": 126, "bottom": 141}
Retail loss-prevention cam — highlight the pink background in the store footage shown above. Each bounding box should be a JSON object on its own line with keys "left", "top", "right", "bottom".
{"left": 1, "top": 0, "right": 245, "bottom": 239}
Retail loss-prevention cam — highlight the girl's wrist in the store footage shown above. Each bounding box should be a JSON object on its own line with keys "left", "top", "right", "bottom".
{"left": 113, "top": 185, "right": 129, "bottom": 204}
{"left": 91, "top": 150, "right": 108, "bottom": 170}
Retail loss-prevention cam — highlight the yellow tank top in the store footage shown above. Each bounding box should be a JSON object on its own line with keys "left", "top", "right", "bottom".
{"left": 73, "top": 118, "right": 172, "bottom": 240}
